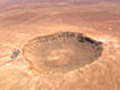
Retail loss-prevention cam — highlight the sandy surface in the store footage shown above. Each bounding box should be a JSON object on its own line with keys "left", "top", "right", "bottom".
{"left": 0, "top": 1, "right": 120, "bottom": 90}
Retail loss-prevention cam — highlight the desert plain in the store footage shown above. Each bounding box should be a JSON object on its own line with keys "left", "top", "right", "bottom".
{"left": 0, "top": 1, "right": 120, "bottom": 90}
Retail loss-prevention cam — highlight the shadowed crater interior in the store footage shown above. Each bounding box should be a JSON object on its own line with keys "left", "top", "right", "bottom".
{"left": 22, "top": 32, "right": 103, "bottom": 75}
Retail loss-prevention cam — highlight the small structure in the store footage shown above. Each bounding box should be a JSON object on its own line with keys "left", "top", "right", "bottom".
{"left": 10, "top": 48, "right": 21, "bottom": 59}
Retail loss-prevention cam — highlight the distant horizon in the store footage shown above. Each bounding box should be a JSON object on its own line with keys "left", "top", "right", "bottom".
{"left": 0, "top": 0, "right": 120, "bottom": 5}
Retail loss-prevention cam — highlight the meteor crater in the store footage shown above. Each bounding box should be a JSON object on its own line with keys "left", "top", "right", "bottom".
{"left": 22, "top": 32, "right": 103, "bottom": 75}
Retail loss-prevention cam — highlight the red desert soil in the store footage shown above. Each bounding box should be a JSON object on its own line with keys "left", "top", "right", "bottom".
{"left": 0, "top": 1, "right": 120, "bottom": 90}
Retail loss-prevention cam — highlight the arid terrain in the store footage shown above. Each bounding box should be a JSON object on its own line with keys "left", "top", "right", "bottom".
{"left": 0, "top": 1, "right": 120, "bottom": 90}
